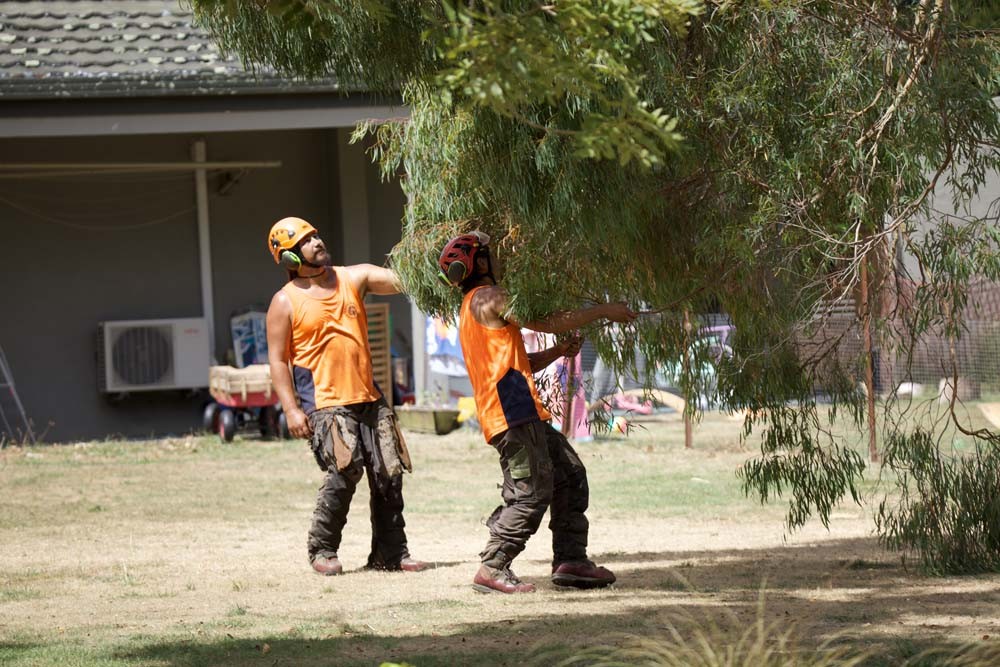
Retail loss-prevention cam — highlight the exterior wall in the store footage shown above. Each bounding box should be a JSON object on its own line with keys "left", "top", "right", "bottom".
{"left": 0, "top": 127, "right": 407, "bottom": 442}
{"left": 363, "top": 134, "right": 412, "bottom": 374}
{"left": 900, "top": 160, "right": 1000, "bottom": 278}
{"left": 899, "top": 98, "right": 1000, "bottom": 278}
{"left": 201, "top": 130, "right": 338, "bottom": 358}
{"left": 1, "top": 133, "right": 208, "bottom": 442}
{"left": 328, "top": 128, "right": 412, "bottom": 390}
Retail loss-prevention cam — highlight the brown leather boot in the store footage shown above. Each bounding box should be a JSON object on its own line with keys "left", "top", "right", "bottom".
{"left": 551, "top": 559, "right": 616, "bottom": 588}
{"left": 311, "top": 555, "right": 343, "bottom": 576}
{"left": 399, "top": 557, "right": 430, "bottom": 572}
{"left": 366, "top": 556, "right": 431, "bottom": 572}
{"left": 472, "top": 563, "right": 536, "bottom": 594}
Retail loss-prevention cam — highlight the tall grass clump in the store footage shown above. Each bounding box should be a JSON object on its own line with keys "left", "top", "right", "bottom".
{"left": 531, "top": 590, "right": 869, "bottom": 667}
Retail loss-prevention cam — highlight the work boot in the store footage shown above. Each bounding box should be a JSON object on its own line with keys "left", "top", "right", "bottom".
{"left": 472, "top": 563, "right": 536, "bottom": 594}
{"left": 311, "top": 554, "right": 343, "bottom": 576}
{"left": 399, "top": 557, "right": 430, "bottom": 572}
{"left": 551, "top": 559, "right": 616, "bottom": 589}
{"left": 365, "top": 556, "right": 431, "bottom": 572}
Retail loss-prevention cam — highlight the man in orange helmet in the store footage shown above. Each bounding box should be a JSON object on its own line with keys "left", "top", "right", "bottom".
{"left": 438, "top": 231, "right": 637, "bottom": 593}
{"left": 266, "top": 217, "right": 427, "bottom": 576}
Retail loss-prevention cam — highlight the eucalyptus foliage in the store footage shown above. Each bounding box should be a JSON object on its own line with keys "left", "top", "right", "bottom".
{"left": 191, "top": 0, "right": 1000, "bottom": 571}
{"left": 879, "top": 430, "right": 1000, "bottom": 574}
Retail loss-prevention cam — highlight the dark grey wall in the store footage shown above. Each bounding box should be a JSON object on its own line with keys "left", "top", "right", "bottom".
{"left": 205, "top": 129, "right": 337, "bottom": 358}
{"left": 1, "top": 133, "right": 206, "bottom": 442}
{"left": 0, "top": 127, "right": 406, "bottom": 442}
{"left": 365, "top": 150, "right": 412, "bottom": 362}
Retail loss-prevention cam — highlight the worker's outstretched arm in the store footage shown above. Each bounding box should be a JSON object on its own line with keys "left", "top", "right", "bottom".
{"left": 519, "top": 303, "right": 637, "bottom": 334}
{"left": 471, "top": 287, "right": 637, "bottom": 333}
{"left": 347, "top": 264, "right": 403, "bottom": 299}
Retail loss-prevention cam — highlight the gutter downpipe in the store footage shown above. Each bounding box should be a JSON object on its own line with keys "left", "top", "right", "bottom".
{"left": 192, "top": 139, "right": 217, "bottom": 363}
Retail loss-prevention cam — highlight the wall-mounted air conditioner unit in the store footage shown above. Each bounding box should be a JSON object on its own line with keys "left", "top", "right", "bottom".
{"left": 97, "top": 318, "right": 210, "bottom": 393}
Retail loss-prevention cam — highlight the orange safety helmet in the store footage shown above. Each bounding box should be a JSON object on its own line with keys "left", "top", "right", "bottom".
{"left": 268, "top": 217, "right": 317, "bottom": 265}
{"left": 438, "top": 231, "right": 491, "bottom": 287}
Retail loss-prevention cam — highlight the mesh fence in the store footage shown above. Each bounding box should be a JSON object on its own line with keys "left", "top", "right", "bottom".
{"left": 573, "top": 280, "right": 1000, "bottom": 409}
{"left": 798, "top": 279, "right": 1000, "bottom": 402}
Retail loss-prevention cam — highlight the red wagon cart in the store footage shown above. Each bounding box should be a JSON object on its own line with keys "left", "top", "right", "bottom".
{"left": 203, "top": 364, "right": 291, "bottom": 442}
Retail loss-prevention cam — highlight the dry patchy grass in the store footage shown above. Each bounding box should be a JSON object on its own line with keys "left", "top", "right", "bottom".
{"left": 1, "top": 413, "right": 999, "bottom": 666}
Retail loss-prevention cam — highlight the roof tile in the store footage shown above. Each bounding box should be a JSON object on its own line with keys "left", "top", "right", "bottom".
{"left": 0, "top": 1, "right": 340, "bottom": 99}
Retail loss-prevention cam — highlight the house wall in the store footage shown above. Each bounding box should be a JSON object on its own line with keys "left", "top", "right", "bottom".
{"left": 327, "top": 128, "right": 413, "bottom": 387}
{"left": 0, "top": 127, "right": 407, "bottom": 442}
{"left": 900, "top": 162, "right": 1000, "bottom": 278}
{"left": 364, "top": 136, "right": 412, "bottom": 374}
{"left": 899, "top": 98, "right": 1000, "bottom": 278}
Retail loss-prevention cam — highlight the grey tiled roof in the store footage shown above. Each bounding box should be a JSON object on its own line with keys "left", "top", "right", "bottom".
{"left": 0, "top": 1, "right": 340, "bottom": 99}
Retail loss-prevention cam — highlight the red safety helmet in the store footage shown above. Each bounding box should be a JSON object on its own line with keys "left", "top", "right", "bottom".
{"left": 438, "top": 231, "right": 490, "bottom": 287}
{"left": 268, "top": 217, "right": 317, "bottom": 265}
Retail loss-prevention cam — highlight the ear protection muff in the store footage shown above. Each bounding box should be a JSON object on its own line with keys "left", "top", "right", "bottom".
{"left": 280, "top": 250, "right": 302, "bottom": 271}
{"left": 439, "top": 260, "right": 469, "bottom": 287}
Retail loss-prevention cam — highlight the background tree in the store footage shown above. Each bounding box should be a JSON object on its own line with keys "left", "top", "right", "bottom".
{"left": 192, "top": 0, "right": 1000, "bottom": 572}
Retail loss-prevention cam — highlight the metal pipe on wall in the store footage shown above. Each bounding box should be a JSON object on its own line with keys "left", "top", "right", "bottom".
{"left": 0, "top": 161, "right": 282, "bottom": 170}
{"left": 192, "top": 139, "right": 217, "bottom": 364}
{"left": 0, "top": 161, "right": 281, "bottom": 180}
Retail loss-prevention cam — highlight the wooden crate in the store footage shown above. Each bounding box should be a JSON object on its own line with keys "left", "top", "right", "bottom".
{"left": 366, "top": 301, "right": 392, "bottom": 405}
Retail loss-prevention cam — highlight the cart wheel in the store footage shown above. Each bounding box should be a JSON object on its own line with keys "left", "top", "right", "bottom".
{"left": 218, "top": 409, "right": 236, "bottom": 443}
{"left": 202, "top": 403, "right": 220, "bottom": 434}
{"left": 278, "top": 411, "right": 291, "bottom": 440}
{"left": 258, "top": 406, "right": 279, "bottom": 439}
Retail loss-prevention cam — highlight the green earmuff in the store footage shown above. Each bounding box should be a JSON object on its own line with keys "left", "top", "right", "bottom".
{"left": 280, "top": 250, "right": 302, "bottom": 271}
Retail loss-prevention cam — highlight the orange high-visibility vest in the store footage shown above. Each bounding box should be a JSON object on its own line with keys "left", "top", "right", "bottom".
{"left": 282, "top": 267, "right": 380, "bottom": 412}
{"left": 459, "top": 286, "right": 551, "bottom": 442}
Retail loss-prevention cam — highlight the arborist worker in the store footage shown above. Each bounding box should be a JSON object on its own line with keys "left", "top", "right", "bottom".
{"left": 266, "top": 216, "right": 427, "bottom": 576}
{"left": 439, "top": 231, "right": 636, "bottom": 593}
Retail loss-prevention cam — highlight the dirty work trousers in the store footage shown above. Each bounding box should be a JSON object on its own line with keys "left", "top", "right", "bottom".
{"left": 306, "top": 399, "right": 410, "bottom": 568}
{"left": 481, "top": 421, "right": 590, "bottom": 567}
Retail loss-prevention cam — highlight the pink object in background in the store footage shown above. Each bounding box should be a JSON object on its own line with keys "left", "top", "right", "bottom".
{"left": 523, "top": 329, "right": 590, "bottom": 441}
{"left": 558, "top": 351, "right": 590, "bottom": 441}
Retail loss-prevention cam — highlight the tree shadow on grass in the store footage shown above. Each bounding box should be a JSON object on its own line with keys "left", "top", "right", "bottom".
{"left": 341, "top": 559, "right": 468, "bottom": 574}
{"left": 110, "top": 609, "right": 992, "bottom": 667}
{"left": 69, "top": 537, "right": 1000, "bottom": 666}
{"left": 593, "top": 536, "right": 999, "bottom": 595}
{"left": 585, "top": 536, "right": 1000, "bottom": 665}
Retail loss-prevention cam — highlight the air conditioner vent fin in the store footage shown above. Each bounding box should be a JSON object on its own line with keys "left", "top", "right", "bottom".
{"left": 112, "top": 326, "right": 173, "bottom": 386}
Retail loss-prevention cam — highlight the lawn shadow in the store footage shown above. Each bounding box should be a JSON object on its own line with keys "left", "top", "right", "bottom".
{"left": 109, "top": 611, "right": 989, "bottom": 667}
{"left": 341, "top": 559, "right": 468, "bottom": 574}
{"left": 110, "top": 537, "right": 1000, "bottom": 667}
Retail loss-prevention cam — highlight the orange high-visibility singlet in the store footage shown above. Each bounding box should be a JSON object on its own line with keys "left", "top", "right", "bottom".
{"left": 459, "top": 286, "right": 551, "bottom": 443}
{"left": 281, "top": 267, "right": 380, "bottom": 413}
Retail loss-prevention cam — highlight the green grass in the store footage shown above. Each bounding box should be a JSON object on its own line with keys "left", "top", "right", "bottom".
{"left": 0, "top": 587, "right": 41, "bottom": 602}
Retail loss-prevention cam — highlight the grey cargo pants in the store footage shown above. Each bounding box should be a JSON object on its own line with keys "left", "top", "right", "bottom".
{"left": 481, "top": 421, "right": 590, "bottom": 567}
{"left": 306, "top": 398, "right": 411, "bottom": 568}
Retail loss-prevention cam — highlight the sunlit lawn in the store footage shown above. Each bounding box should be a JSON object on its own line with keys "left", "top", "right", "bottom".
{"left": 2, "top": 404, "right": 1000, "bottom": 666}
